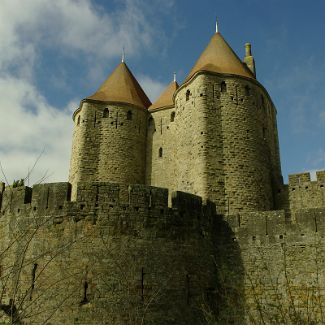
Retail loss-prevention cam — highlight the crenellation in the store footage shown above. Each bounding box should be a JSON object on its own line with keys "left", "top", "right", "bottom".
{"left": 287, "top": 170, "right": 325, "bottom": 210}
{"left": 1, "top": 185, "right": 32, "bottom": 214}
{"left": 288, "top": 172, "right": 311, "bottom": 185}
{"left": 31, "top": 182, "right": 72, "bottom": 213}
{"left": 171, "top": 191, "right": 203, "bottom": 213}
{"left": 316, "top": 170, "right": 325, "bottom": 183}
{"left": 228, "top": 209, "right": 325, "bottom": 240}
{"left": 2, "top": 27, "right": 325, "bottom": 325}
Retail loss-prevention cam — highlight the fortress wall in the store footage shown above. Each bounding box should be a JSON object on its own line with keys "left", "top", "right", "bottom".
{"left": 218, "top": 76, "right": 277, "bottom": 212}
{"left": 198, "top": 75, "right": 225, "bottom": 213}
{"left": 1, "top": 182, "right": 324, "bottom": 323}
{"left": 146, "top": 107, "right": 177, "bottom": 190}
{"left": 97, "top": 103, "right": 147, "bottom": 185}
{"left": 69, "top": 102, "right": 101, "bottom": 198}
{"left": 173, "top": 74, "right": 210, "bottom": 199}
{"left": 171, "top": 73, "right": 282, "bottom": 214}
{"left": 223, "top": 209, "right": 325, "bottom": 323}
{"left": 287, "top": 171, "right": 325, "bottom": 211}
{"left": 69, "top": 102, "right": 147, "bottom": 199}
{"left": 0, "top": 182, "right": 218, "bottom": 325}
{"left": 275, "top": 184, "right": 290, "bottom": 211}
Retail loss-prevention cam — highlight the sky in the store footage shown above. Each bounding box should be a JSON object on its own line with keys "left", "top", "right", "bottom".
{"left": 0, "top": 0, "right": 324, "bottom": 185}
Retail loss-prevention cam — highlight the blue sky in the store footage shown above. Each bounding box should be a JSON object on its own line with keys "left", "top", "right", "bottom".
{"left": 0, "top": 0, "right": 324, "bottom": 185}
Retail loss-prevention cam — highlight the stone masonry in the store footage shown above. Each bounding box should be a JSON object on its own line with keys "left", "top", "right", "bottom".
{"left": 0, "top": 29, "right": 325, "bottom": 324}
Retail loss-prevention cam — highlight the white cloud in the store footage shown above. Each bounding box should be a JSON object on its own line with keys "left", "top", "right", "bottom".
{"left": 138, "top": 75, "right": 166, "bottom": 102}
{"left": 0, "top": 76, "right": 73, "bottom": 185}
{"left": 0, "top": 0, "right": 175, "bottom": 185}
{"left": 0, "top": 0, "right": 175, "bottom": 75}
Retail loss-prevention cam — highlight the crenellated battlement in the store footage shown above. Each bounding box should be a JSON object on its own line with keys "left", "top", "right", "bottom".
{"left": 286, "top": 170, "right": 325, "bottom": 210}
{"left": 226, "top": 208, "right": 325, "bottom": 245}
{"left": 288, "top": 170, "right": 325, "bottom": 186}
{"left": 0, "top": 182, "right": 216, "bottom": 238}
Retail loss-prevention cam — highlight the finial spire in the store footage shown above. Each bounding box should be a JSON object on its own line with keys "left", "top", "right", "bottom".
{"left": 215, "top": 18, "right": 219, "bottom": 33}
{"left": 173, "top": 72, "right": 177, "bottom": 82}
{"left": 121, "top": 47, "right": 125, "bottom": 63}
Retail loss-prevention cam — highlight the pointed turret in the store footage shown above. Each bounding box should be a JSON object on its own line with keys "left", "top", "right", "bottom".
{"left": 149, "top": 77, "right": 179, "bottom": 110}
{"left": 87, "top": 62, "right": 151, "bottom": 109}
{"left": 185, "top": 32, "right": 255, "bottom": 81}
{"left": 69, "top": 61, "right": 150, "bottom": 198}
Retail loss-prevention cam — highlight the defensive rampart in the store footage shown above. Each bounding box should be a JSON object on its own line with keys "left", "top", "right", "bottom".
{"left": 0, "top": 182, "right": 219, "bottom": 325}
{"left": 276, "top": 170, "right": 325, "bottom": 212}
{"left": 0, "top": 182, "right": 324, "bottom": 324}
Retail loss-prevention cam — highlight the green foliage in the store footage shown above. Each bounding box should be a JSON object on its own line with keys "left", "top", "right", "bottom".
{"left": 12, "top": 179, "right": 24, "bottom": 188}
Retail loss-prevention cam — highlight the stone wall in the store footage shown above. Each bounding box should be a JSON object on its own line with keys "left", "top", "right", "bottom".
{"left": 0, "top": 182, "right": 218, "bottom": 325}
{"left": 223, "top": 209, "right": 325, "bottom": 324}
{"left": 149, "top": 71, "right": 282, "bottom": 214}
{"left": 69, "top": 101, "right": 147, "bottom": 199}
{"left": 146, "top": 107, "right": 176, "bottom": 191}
{"left": 0, "top": 182, "right": 325, "bottom": 324}
{"left": 287, "top": 170, "right": 325, "bottom": 211}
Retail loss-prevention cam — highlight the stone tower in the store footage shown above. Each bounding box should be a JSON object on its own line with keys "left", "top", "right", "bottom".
{"left": 146, "top": 77, "right": 179, "bottom": 189}
{"left": 69, "top": 61, "right": 151, "bottom": 198}
{"left": 148, "top": 31, "right": 283, "bottom": 214}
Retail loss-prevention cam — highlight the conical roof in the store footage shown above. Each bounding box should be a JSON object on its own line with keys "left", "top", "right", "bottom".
{"left": 86, "top": 62, "right": 151, "bottom": 109}
{"left": 185, "top": 32, "right": 255, "bottom": 81}
{"left": 149, "top": 80, "right": 179, "bottom": 110}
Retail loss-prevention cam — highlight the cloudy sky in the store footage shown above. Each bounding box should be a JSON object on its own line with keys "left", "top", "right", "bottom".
{"left": 0, "top": 0, "right": 324, "bottom": 185}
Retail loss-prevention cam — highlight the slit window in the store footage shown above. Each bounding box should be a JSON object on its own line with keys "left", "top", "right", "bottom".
{"left": 159, "top": 147, "right": 163, "bottom": 158}
{"left": 127, "top": 110, "right": 133, "bottom": 120}
{"left": 81, "top": 281, "right": 89, "bottom": 304}
{"left": 220, "top": 81, "right": 227, "bottom": 93}
{"left": 186, "top": 90, "right": 191, "bottom": 101}
{"left": 263, "top": 127, "right": 266, "bottom": 140}
{"left": 245, "top": 85, "right": 250, "bottom": 96}
{"left": 171, "top": 112, "right": 175, "bottom": 122}
{"left": 77, "top": 116, "right": 81, "bottom": 125}
{"left": 103, "top": 108, "right": 109, "bottom": 118}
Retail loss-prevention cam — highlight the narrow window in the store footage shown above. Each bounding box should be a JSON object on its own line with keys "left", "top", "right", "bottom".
{"left": 31, "top": 264, "right": 38, "bottom": 289}
{"left": 77, "top": 115, "right": 80, "bottom": 125}
{"left": 127, "top": 110, "right": 133, "bottom": 120}
{"left": 81, "top": 281, "right": 89, "bottom": 304}
{"left": 186, "top": 274, "right": 190, "bottom": 305}
{"left": 148, "top": 117, "right": 153, "bottom": 127}
{"left": 141, "top": 267, "right": 145, "bottom": 302}
{"left": 30, "top": 263, "right": 38, "bottom": 300}
{"left": 186, "top": 90, "right": 191, "bottom": 101}
{"left": 245, "top": 85, "right": 250, "bottom": 96}
{"left": 220, "top": 81, "right": 227, "bottom": 93}
{"left": 103, "top": 108, "right": 109, "bottom": 118}
{"left": 261, "top": 95, "right": 265, "bottom": 107}
{"left": 171, "top": 112, "right": 175, "bottom": 122}
{"left": 159, "top": 147, "right": 163, "bottom": 158}
{"left": 263, "top": 127, "right": 266, "bottom": 140}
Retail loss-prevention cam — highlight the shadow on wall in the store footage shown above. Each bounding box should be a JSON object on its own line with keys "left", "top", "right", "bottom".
{"left": 145, "top": 116, "right": 155, "bottom": 185}
{"left": 211, "top": 215, "right": 246, "bottom": 325}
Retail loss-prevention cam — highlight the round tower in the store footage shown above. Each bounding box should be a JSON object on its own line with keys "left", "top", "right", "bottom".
{"left": 173, "top": 31, "right": 283, "bottom": 213}
{"left": 69, "top": 61, "right": 151, "bottom": 198}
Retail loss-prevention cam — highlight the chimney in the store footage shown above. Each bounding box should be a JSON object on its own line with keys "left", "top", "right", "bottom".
{"left": 244, "top": 43, "right": 256, "bottom": 77}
